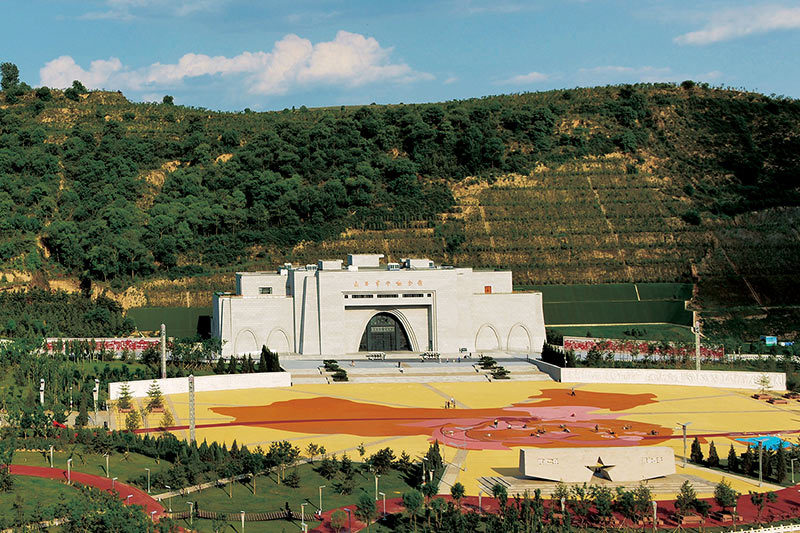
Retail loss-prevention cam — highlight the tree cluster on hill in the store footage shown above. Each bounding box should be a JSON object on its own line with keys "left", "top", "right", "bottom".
{"left": 1, "top": 60, "right": 798, "bottom": 289}
{"left": 0, "top": 289, "right": 132, "bottom": 338}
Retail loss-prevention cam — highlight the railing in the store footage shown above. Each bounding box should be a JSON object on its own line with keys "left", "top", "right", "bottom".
{"left": 737, "top": 523, "right": 800, "bottom": 533}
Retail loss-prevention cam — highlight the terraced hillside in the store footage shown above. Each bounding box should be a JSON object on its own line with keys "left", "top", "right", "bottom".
{"left": 1, "top": 81, "right": 798, "bottom": 342}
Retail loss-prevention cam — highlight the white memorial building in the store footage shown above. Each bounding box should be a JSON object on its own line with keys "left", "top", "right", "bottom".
{"left": 212, "top": 254, "right": 545, "bottom": 358}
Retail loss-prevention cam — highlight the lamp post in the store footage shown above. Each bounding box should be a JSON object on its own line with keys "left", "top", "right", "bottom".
{"left": 150, "top": 510, "right": 157, "bottom": 522}
{"left": 319, "top": 485, "right": 326, "bottom": 514}
{"left": 145, "top": 468, "right": 150, "bottom": 493}
{"left": 693, "top": 318, "right": 701, "bottom": 371}
{"left": 126, "top": 494, "right": 133, "bottom": 505}
{"left": 240, "top": 510, "right": 245, "bottom": 531}
{"left": 345, "top": 508, "right": 352, "bottom": 533}
{"left": 792, "top": 458, "right": 798, "bottom": 484}
{"left": 111, "top": 477, "right": 118, "bottom": 491}
{"left": 69, "top": 385, "right": 73, "bottom": 412}
{"left": 49, "top": 445, "right": 53, "bottom": 468}
{"left": 187, "top": 502, "right": 193, "bottom": 526}
{"left": 759, "top": 441, "right": 764, "bottom": 487}
{"left": 301, "top": 503, "right": 307, "bottom": 524}
{"left": 164, "top": 485, "right": 172, "bottom": 512}
{"left": 375, "top": 474, "right": 380, "bottom": 500}
{"left": 676, "top": 421, "right": 692, "bottom": 467}
{"left": 40, "top": 379, "right": 45, "bottom": 405}
{"left": 104, "top": 453, "right": 109, "bottom": 477}
{"left": 478, "top": 491, "right": 483, "bottom": 513}
{"left": 733, "top": 503, "right": 737, "bottom": 531}
{"left": 652, "top": 501, "right": 658, "bottom": 533}
{"left": 379, "top": 492, "right": 386, "bottom": 518}
{"left": 66, "top": 458, "right": 72, "bottom": 484}
{"left": 420, "top": 457, "right": 428, "bottom": 484}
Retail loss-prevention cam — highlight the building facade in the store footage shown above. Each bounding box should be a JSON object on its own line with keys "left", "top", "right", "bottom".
{"left": 212, "top": 254, "right": 545, "bottom": 357}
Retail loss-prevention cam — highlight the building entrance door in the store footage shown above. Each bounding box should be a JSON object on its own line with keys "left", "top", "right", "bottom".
{"left": 359, "top": 313, "right": 411, "bottom": 352}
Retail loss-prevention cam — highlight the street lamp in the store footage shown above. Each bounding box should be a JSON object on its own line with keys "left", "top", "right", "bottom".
{"left": 676, "top": 421, "right": 692, "bottom": 467}
{"left": 792, "top": 458, "right": 798, "bottom": 484}
{"left": 164, "top": 485, "right": 172, "bottom": 512}
{"left": 478, "top": 490, "right": 483, "bottom": 512}
{"left": 240, "top": 510, "right": 245, "bottom": 531}
{"left": 420, "top": 457, "right": 428, "bottom": 484}
{"left": 145, "top": 468, "right": 150, "bottom": 493}
{"left": 319, "top": 485, "right": 326, "bottom": 514}
{"left": 652, "top": 501, "right": 658, "bottom": 533}
{"left": 49, "top": 445, "right": 53, "bottom": 468}
{"left": 187, "top": 502, "right": 193, "bottom": 526}
{"left": 66, "top": 458, "right": 72, "bottom": 484}
{"left": 111, "top": 477, "right": 118, "bottom": 491}
{"left": 69, "top": 385, "right": 73, "bottom": 412}
{"left": 126, "top": 494, "right": 133, "bottom": 505}
{"left": 375, "top": 474, "right": 380, "bottom": 500}
{"left": 301, "top": 503, "right": 307, "bottom": 524}
{"left": 378, "top": 492, "right": 386, "bottom": 518}
{"left": 345, "top": 508, "right": 352, "bottom": 533}
{"left": 104, "top": 453, "right": 109, "bottom": 477}
{"left": 150, "top": 510, "right": 157, "bottom": 522}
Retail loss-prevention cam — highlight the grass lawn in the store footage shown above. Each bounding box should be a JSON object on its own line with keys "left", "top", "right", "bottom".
{"left": 168, "top": 462, "right": 413, "bottom": 532}
{"left": 13, "top": 450, "right": 170, "bottom": 489}
{"left": 550, "top": 323, "right": 695, "bottom": 343}
{"left": 0, "top": 476, "right": 80, "bottom": 523}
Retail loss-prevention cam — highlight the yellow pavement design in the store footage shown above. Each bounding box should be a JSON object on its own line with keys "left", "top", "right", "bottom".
{"left": 159, "top": 380, "right": 799, "bottom": 498}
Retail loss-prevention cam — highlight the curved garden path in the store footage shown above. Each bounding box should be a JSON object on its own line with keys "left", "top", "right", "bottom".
{"left": 9, "top": 464, "right": 166, "bottom": 519}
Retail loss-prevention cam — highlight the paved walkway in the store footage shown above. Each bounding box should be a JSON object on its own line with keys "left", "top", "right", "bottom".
{"left": 9, "top": 464, "right": 166, "bottom": 519}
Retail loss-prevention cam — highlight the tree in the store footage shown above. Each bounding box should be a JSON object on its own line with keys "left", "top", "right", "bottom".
{"left": 742, "top": 445, "right": 754, "bottom": 475}
{"left": 356, "top": 492, "right": 377, "bottom": 532}
{"left": 714, "top": 479, "right": 738, "bottom": 514}
{"left": 125, "top": 409, "right": 141, "bottom": 431}
{"left": 492, "top": 482, "right": 508, "bottom": 511}
{"left": 707, "top": 441, "right": 719, "bottom": 467}
{"left": 1, "top": 62, "right": 19, "bottom": 91}
{"left": 402, "top": 489, "right": 423, "bottom": 531}
{"left": 690, "top": 437, "right": 704, "bottom": 464}
{"left": 72, "top": 80, "right": 87, "bottom": 93}
{"left": 214, "top": 356, "right": 226, "bottom": 374}
{"left": 450, "top": 482, "right": 465, "bottom": 509}
{"left": 227, "top": 356, "right": 238, "bottom": 374}
{"left": 163, "top": 95, "right": 174, "bottom": 105}
{"left": 591, "top": 485, "right": 614, "bottom": 519}
{"left": 367, "top": 447, "right": 395, "bottom": 476}
{"left": 258, "top": 346, "right": 269, "bottom": 372}
{"left": 146, "top": 380, "right": 164, "bottom": 412}
{"left": 728, "top": 444, "right": 739, "bottom": 472}
{"left": 750, "top": 491, "right": 777, "bottom": 523}
{"left": 159, "top": 409, "right": 175, "bottom": 431}
{"left": 775, "top": 444, "right": 787, "bottom": 483}
{"left": 117, "top": 382, "right": 133, "bottom": 410}
{"left": 675, "top": 480, "right": 697, "bottom": 517}
{"left": 330, "top": 509, "right": 347, "bottom": 533}
{"left": 757, "top": 374, "right": 771, "bottom": 395}
{"left": 0, "top": 438, "right": 15, "bottom": 492}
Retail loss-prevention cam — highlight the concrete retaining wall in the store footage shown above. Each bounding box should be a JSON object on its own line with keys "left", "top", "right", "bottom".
{"left": 109, "top": 371, "right": 291, "bottom": 399}
{"left": 529, "top": 360, "right": 785, "bottom": 390}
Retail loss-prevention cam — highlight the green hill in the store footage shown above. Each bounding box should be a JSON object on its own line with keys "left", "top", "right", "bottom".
{"left": 1, "top": 75, "right": 799, "bottom": 343}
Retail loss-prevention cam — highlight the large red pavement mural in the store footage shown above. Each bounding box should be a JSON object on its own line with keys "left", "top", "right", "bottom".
{"left": 210, "top": 389, "right": 672, "bottom": 450}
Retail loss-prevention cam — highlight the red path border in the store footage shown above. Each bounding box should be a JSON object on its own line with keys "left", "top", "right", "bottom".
{"left": 311, "top": 486, "right": 800, "bottom": 533}
{"left": 9, "top": 465, "right": 166, "bottom": 519}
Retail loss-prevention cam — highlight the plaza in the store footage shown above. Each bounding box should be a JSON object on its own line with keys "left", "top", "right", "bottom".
{"left": 152, "top": 372, "right": 798, "bottom": 499}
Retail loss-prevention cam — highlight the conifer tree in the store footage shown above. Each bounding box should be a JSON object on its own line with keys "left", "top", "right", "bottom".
{"left": 775, "top": 444, "right": 787, "bottom": 483}
{"left": 690, "top": 437, "right": 704, "bottom": 464}
{"left": 145, "top": 381, "right": 163, "bottom": 412}
{"left": 117, "top": 382, "right": 133, "bottom": 410}
{"left": 227, "top": 356, "right": 238, "bottom": 374}
{"left": 742, "top": 445, "right": 754, "bottom": 476}
{"left": 258, "top": 346, "right": 269, "bottom": 372}
{"left": 728, "top": 444, "right": 739, "bottom": 472}
{"left": 214, "top": 356, "right": 226, "bottom": 374}
{"left": 707, "top": 441, "right": 720, "bottom": 467}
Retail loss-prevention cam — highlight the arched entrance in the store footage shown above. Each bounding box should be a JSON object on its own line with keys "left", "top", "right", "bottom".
{"left": 359, "top": 312, "right": 412, "bottom": 352}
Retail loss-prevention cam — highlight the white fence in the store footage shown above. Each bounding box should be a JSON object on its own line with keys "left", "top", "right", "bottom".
{"left": 530, "top": 360, "right": 786, "bottom": 390}
{"left": 109, "top": 371, "right": 291, "bottom": 399}
{"left": 737, "top": 523, "right": 800, "bottom": 533}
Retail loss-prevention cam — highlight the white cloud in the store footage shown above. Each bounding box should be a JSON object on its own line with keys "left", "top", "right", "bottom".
{"left": 444, "top": 76, "right": 459, "bottom": 84}
{"left": 39, "top": 31, "right": 432, "bottom": 96}
{"left": 675, "top": 4, "right": 800, "bottom": 45}
{"left": 496, "top": 71, "right": 550, "bottom": 85}
{"left": 40, "top": 56, "right": 124, "bottom": 89}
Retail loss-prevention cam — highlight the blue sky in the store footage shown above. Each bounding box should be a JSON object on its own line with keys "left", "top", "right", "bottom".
{"left": 3, "top": 1, "right": 799, "bottom": 111}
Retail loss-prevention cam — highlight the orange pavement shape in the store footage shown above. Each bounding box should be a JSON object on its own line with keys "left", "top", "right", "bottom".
{"left": 211, "top": 388, "right": 669, "bottom": 450}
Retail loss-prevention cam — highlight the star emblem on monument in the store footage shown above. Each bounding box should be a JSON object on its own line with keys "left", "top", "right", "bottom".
{"left": 587, "top": 456, "right": 615, "bottom": 480}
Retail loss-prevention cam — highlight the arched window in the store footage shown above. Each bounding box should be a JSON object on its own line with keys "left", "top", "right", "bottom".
{"left": 359, "top": 313, "right": 412, "bottom": 352}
